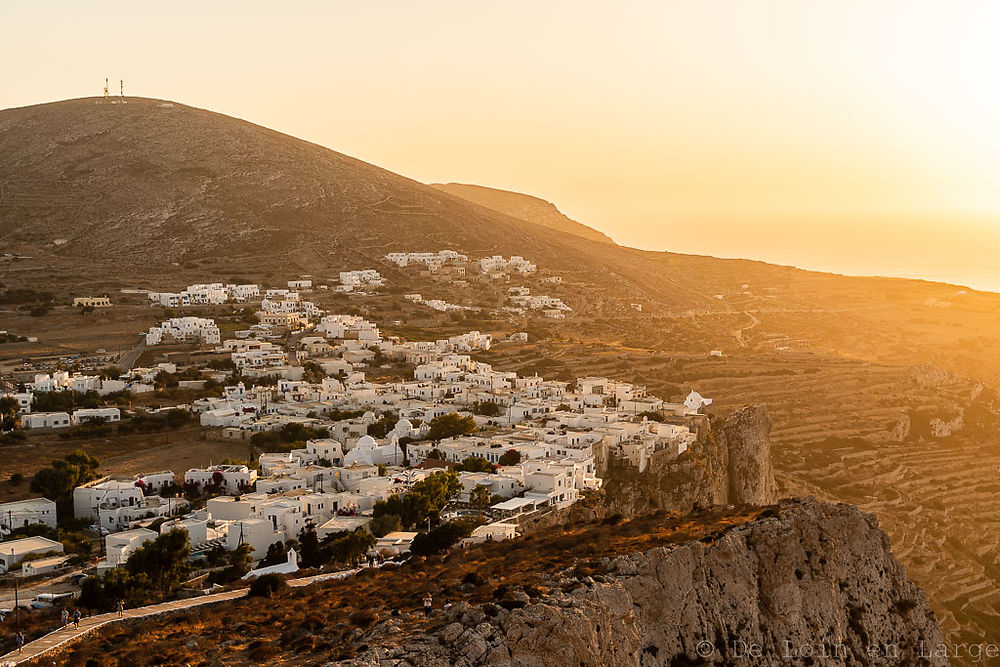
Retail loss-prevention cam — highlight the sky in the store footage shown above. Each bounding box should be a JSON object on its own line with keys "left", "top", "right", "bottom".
{"left": 4, "top": 1, "right": 1000, "bottom": 289}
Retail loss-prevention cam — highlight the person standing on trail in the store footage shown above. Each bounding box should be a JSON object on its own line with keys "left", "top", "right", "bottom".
{"left": 61, "top": 609, "right": 69, "bottom": 626}
{"left": 15, "top": 630, "right": 24, "bottom": 654}
{"left": 72, "top": 609, "right": 81, "bottom": 629}
{"left": 117, "top": 600, "right": 124, "bottom": 617}
{"left": 422, "top": 592, "right": 433, "bottom": 617}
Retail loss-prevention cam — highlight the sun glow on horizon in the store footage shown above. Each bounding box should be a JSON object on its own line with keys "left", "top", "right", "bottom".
{"left": 4, "top": 1, "right": 1000, "bottom": 287}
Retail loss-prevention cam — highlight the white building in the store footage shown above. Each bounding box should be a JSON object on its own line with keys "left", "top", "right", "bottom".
{"left": 337, "top": 269, "right": 384, "bottom": 292}
{"left": 0, "top": 498, "right": 58, "bottom": 535}
{"left": 0, "top": 536, "right": 64, "bottom": 574}
{"left": 185, "top": 465, "right": 258, "bottom": 495}
{"left": 22, "top": 412, "right": 71, "bottom": 429}
{"left": 146, "top": 317, "right": 221, "bottom": 346}
{"left": 226, "top": 518, "right": 284, "bottom": 559}
{"left": 71, "top": 407, "right": 121, "bottom": 425}
{"left": 99, "top": 528, "right": 157, "bottom": 573}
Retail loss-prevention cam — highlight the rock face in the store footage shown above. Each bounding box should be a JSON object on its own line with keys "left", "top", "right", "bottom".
{"left": 349, "top": 499, "right": 946, "bottom": 666}
{"left": 599, "top": 405, "right": 777, "bottom": 515}
{"left": 720, "top": 405, "right": 777, "bottom": 505}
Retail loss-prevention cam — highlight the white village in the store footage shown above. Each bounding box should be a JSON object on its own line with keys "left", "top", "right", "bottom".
{"left": 0, "top": 251, "right": 713, "bottom": 661}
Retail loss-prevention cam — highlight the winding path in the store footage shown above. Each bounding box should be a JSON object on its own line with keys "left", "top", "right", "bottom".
{"left": 0, "top": 570, "right": 352, "bottom": 665}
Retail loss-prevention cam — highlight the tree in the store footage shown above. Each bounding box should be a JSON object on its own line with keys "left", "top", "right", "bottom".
{"left": 0, "top": 396, "right": 18, "bottom": 431}
{"left": 248, "top": 573, "right": 286, "bottom": 598}
{"left": 322, "top": 528, "right": 376, "bottom": 566}
{"left": 473, "top": 401, "right": 502, "bottom": 417}
{"left": 470, "top": 484, "right": 492, "bottom": 510}
{"left": 372, "top": 470, "right": 462, "bottom": 529}
{"left": 207, "top": 544, "right": 254, "bottom": 585}
{"left": 259, "top": 541, "right": 288, "bottom": 567}
{"left": 460, "top": 456, "right": 496, "bottom": 473}
{"left": 369, "top": 513, "right": 401, "bottom": 538}
{"left": 410, "top": 518, "right": 482, "bottom": 557}
{"left": 426, "top": 413, "right": 477, "bottom": 441}
{"left": 124, "top": 528, "right": 191, "bottom": 596}
{"left": 79, "top": 568, "right": 153, "bottom": 610}
{"left": 498, "top": 449, "right": 522, "bottom": 467}
{"left": 298, "top": 525, "right": 322, "bottom": 568}
{"left": 30, "top": 449, "right": 101, "bottom": 508}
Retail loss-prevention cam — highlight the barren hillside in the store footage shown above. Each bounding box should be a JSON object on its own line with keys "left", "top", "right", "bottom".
{"left": 431, "top": 182, "right": 615, "bottom": 244}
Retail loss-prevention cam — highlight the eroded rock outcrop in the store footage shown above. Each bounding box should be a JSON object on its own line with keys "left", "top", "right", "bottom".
{"left": 721, "top": 404, "right": 776, "bottom": 505}
{"left": 347, "top": 498, "right": 945, "bottom": 666}
{"left": 598, "top": 405, "right": 777, "bottom": 515}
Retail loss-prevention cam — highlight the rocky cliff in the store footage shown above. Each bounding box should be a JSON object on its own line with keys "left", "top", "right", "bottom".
{"left": 598, "top": 405, "right": 777, "bottom": 516}
{"left": 349, "top": 498, "right": 945, "bottom": 666}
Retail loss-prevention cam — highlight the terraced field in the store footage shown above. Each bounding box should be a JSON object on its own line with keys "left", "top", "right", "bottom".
{"left": 479, "top": 341, "right": 1000, "bottom": 648}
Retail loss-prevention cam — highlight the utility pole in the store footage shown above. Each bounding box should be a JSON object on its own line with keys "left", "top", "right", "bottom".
{"left": 12, "top": 548, "right": 19, "bottom": 636}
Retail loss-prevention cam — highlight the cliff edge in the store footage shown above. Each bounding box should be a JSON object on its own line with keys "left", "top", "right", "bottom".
{"left": 350, "top": 498, "right": 945, "bottom": 666}
{"left": 598, "top": 405, "right": 777, "bottom": 516}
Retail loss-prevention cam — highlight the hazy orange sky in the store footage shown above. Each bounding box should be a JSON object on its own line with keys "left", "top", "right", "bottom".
{"left": 5, "top": 2, "right": 1000, "bottom": 289}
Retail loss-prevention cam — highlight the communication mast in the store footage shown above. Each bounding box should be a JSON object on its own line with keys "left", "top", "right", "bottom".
{"left": 120, "top": 79, "right": 126, "bottom": 104}
{"left": 103, "top": 78, "right": 109, "bottom": 103}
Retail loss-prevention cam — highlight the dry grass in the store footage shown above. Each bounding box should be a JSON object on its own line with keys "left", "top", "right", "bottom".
{"left": 43, "top": 505, "right": 763, "bottom": 666}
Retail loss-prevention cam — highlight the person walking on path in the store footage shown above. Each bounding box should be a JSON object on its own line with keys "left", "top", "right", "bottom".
{"left": 72, "top": 609, "right": 81, "bottom": 629}
{"left": 61, "top": 609, "right": 69, "bottom": 626}
{"left": 117, "top": 600, "right": 125, "bottom": 618}
{"left": 422, "top": 593, "right": 433, "bottom": 617}
{"left": 15, "top": 631, "right": 24, "bottom": 654}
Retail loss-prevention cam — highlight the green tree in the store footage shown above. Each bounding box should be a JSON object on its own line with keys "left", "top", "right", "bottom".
{"left": 298, "top": 525, "right": 322, "bottom": 568}
{"left": 207, "top": 544, "right": 255, "bottom": 584}
{"left": 473, "top": 401, "right": 502, "bottom": 417}
{"left": 259, "top": 541, "right": 288, "bottom": 567}
{"left": 322, "top": 528, "right": 376, "bottom": 566}
{"left": 372, "top": 470, "right": 462, "bottom": 528}
{"left": 125, "top": 528, "right": 191, "bottom": 596}
{"left": 0, "top": 396, "right": 19, "bottom": 431}
{"left": 469, "top": 484, "right": 492, "bottom": 510}
{"left": 426, "top": 413, "right": 477, "bottom": 441}
{"left": 79, "top": 568, "right": 153, "bottom": 610}
{"left": 498, "top": 449, "right": 522, "bottom": 467}
{"left": 30, "top": 449, "right": 101, "bottom": 507}
{"left": 248, "top": 573, "right": 286, "bottom": 598}
{"left": 97, "top": 366, "right": 123, "bottom": 380}
{"left": 460, "top": 456, "right": 496, "bottom": 473}
{"left": 410, "top": 518, "right": 482, "bottom": 557}
{"left": 369, "top": 513, "right": 401, "bottom": 538}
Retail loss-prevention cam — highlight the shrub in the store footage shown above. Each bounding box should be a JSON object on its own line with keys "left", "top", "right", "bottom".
{"left": 349, "top": 610, "right": 377, "bottom": 627}
{"left": 248, "top": 573, "right": 287, "bottom": 598}
{"left": 410, "top": 517, "right": 483, "bottom": 557}
{"left": 497, "top": 449, "right": 521, "bottom": 466}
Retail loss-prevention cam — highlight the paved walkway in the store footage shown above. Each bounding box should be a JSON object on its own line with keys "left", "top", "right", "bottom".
{"left": 0, "top": 569, "right": 358, "bottom": 665}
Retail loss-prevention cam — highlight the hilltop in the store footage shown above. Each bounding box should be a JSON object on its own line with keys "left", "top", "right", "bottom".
{"left": 431, "top": 182, "right": 615, "bottom": 245}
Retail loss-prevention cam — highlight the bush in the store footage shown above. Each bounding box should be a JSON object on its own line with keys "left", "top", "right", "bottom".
{"left": 369, "top": 513, "right": 401, "bottom": 538}
{"left": 497, "top": 449, "right": 521, "bottom": 466}
{"left": 1, "top": 431, "right": 27, "bottom": 445}
{"left": 349, "top": 610, "right": 377, "bottom": 627}
{"left": 8, "top": 473, "right": 23, "bottom": 485}
{"left": 248, "top": 573, "right": 286, "bottom": 598}
{"left": 425, "top": 413, "right": 477, "bottom": 441}
{"left": 460, "top": 456, "right": 496, "bottom": 473}
{"left": 410, "top": 518, "right": 483, "bottom": 557}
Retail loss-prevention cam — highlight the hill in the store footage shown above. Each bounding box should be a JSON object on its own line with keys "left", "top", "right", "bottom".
{"left": 431, "top": 182, "right": 615, "bottom": 244}
{"left": 0, "top": 97, "right": 604, "bottom": 271}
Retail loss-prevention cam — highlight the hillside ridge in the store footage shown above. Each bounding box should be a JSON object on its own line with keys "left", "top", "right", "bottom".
{"left": 431, "top": 182, "right": 615, "bottom": 245}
